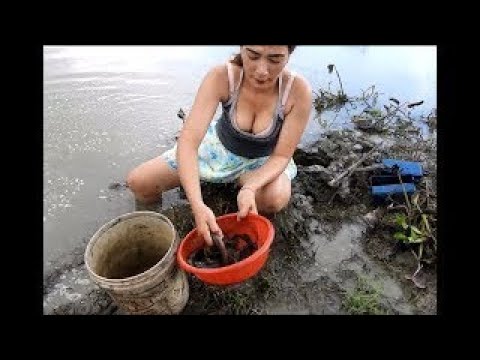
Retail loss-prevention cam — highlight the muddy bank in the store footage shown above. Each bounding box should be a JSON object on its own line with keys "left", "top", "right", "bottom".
{"left": 43, "top": 125, "right": 436, "bottom": 315}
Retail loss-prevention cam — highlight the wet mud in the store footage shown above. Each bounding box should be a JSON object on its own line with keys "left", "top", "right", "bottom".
{"left": 44, "top": 128, "right": 437, "bottom": 315}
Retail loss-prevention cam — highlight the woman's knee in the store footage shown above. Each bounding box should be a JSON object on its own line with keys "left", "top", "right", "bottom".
{"left": 265, "top": 194, "right": 290, "bottom": 213}
{"left": 126, "top": 157, "right": 180, "bottom": 201}
{"left": 257, "top": 186, "right": 291, "bottom": 213}
{"left": 126, "top": 168, "right": 159, "bottom": 198}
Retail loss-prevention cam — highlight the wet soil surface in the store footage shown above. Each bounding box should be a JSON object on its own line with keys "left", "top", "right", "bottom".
{"left": 44, "top": 129, "right": 436, "bottom": 315}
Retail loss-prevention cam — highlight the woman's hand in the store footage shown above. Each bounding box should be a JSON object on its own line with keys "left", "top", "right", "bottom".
{"left": 237, "top": 187, "right": 258, "bottom": 221}
{"left": 191, "top": 202, "right": 223, "bottom": 247}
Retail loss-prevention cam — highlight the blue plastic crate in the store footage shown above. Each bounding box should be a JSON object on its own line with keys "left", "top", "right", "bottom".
{"left": 371, "top": 183, "right": 416, "bottom": 198}
{"left": 371, "top": 174, "right": 418, "bottom": 186}
{"left": 382, "top": 159, "right": 423, "bottom": 179}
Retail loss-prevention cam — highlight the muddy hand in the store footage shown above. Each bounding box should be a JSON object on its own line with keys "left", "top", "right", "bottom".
{"left": 237, "top": 186, "right": 258, "bottom": 221}
{"left": 192, "top": 202, "right": 223, "bottom": 247}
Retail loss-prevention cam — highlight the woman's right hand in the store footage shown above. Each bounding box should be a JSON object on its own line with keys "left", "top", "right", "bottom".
{"left": 191, "top": 202, "right": 223, "bottom": 247}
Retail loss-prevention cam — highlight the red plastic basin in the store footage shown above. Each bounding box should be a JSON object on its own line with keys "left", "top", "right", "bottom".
{"left": 176, "top": 213, "right": 274, "bottom": 286}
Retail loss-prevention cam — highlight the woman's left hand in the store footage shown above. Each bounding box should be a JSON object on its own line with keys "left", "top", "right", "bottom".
{"left": 237, "top": 187, "right": 258, "bottom": 220}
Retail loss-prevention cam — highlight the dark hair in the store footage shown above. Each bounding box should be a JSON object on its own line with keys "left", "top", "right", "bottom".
{"left": 230, "top": 45, "right": 296, "bottom": 66}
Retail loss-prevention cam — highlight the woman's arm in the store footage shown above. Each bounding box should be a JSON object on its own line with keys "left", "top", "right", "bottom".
{"left": 239, "top": 75, "right": 313, "bottom": 191}
{"left": 177, "top": 64, "right": 228, "bottom": 245}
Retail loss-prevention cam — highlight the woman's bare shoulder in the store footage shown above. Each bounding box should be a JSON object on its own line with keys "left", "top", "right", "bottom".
{"left": 284, "top": 71, "right": 312, "bottom": 114}
{"left": 207, "top": 63, "right": 229, "bottom": 82}
{"left": 204, "top": 63, "right": 230, "bottom": 102}
{"left": 291, "top": 72, "right": 312, "bottom": 99}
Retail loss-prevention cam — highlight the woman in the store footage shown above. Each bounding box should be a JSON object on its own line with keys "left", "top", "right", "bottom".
{"left": 127, "top": 45, "right": 312, "bottom": 246}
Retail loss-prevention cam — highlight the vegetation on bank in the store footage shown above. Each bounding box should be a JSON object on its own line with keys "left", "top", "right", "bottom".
{"left": 313, "top": 64, "right": 437, "bottom": 291}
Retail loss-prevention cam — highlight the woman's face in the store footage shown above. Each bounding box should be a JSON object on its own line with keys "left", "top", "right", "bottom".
{"left": 240, "top": 45, "right": 290, "bottom": 90}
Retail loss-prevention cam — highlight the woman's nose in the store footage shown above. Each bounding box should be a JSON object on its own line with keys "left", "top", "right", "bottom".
{"left": 256, "top": 60, "right": 269, "bottom": 77}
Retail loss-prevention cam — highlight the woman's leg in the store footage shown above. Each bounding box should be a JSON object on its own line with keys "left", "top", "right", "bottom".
{"left": 238, "top": 173, "right": 291, "bottom": 214}
{"left": 126, "top": 155, "right": 180, "bottom": 204}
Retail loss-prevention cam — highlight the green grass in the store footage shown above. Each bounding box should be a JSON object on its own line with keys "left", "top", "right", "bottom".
{"left": 343, "top": 275, "right": 387, "bottom": 315}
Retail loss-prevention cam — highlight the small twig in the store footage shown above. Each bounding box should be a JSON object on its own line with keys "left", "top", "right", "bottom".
{"left": 422, "top": 213, "right": 437, "bottom": 251}
{"left": 334, "top": 67, "right": 345, "bottom": 96}
{"left": 413, "top": 262, "right": 422, "bottom": 277}
{"left": 397, "top": 172, "right": 412, "bottom": 216}
{"left": 312, "top": 89, "right": 321, "bottom": 97}
{"left": 410, "top": 248, "right": 419, "bottom": 261}
{"left": 405, "top": 262, "right": 426, "bottom": 289}
{"left": 353, "top": 164, "right": 385, "bottom": 172}
{"left": 407, "top": 100, "right": 424, "bottom": 108}
{"left": 327, "top": 190, "right": 339, "bottom": 204}
{"left": 386, "top": 204, "right": 409, "bottom": 213}
{"left": 328, "top": 146, "right": 378, "bottom": 187}
{"left": 425, "top": 178, "right": 431, "bottom": 209}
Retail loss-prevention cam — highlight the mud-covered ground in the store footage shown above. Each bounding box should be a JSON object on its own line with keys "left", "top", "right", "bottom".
{"left": 43, "top": 126, "right": 437, "bottom": 315}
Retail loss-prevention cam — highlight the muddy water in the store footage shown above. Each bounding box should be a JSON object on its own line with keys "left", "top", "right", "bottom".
{"left": 266, "top": 218, "right": 413, "bottom": 315}
{"left": 302, "top": 219, "right": 412, "bottom": 314}
{"left": 44, "top": 46, "right": 436, "bottom": 278}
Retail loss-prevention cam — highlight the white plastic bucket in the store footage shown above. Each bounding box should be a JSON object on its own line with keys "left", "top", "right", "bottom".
{"left": 84, "top": 211, "right": 189, "bottom": 315}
